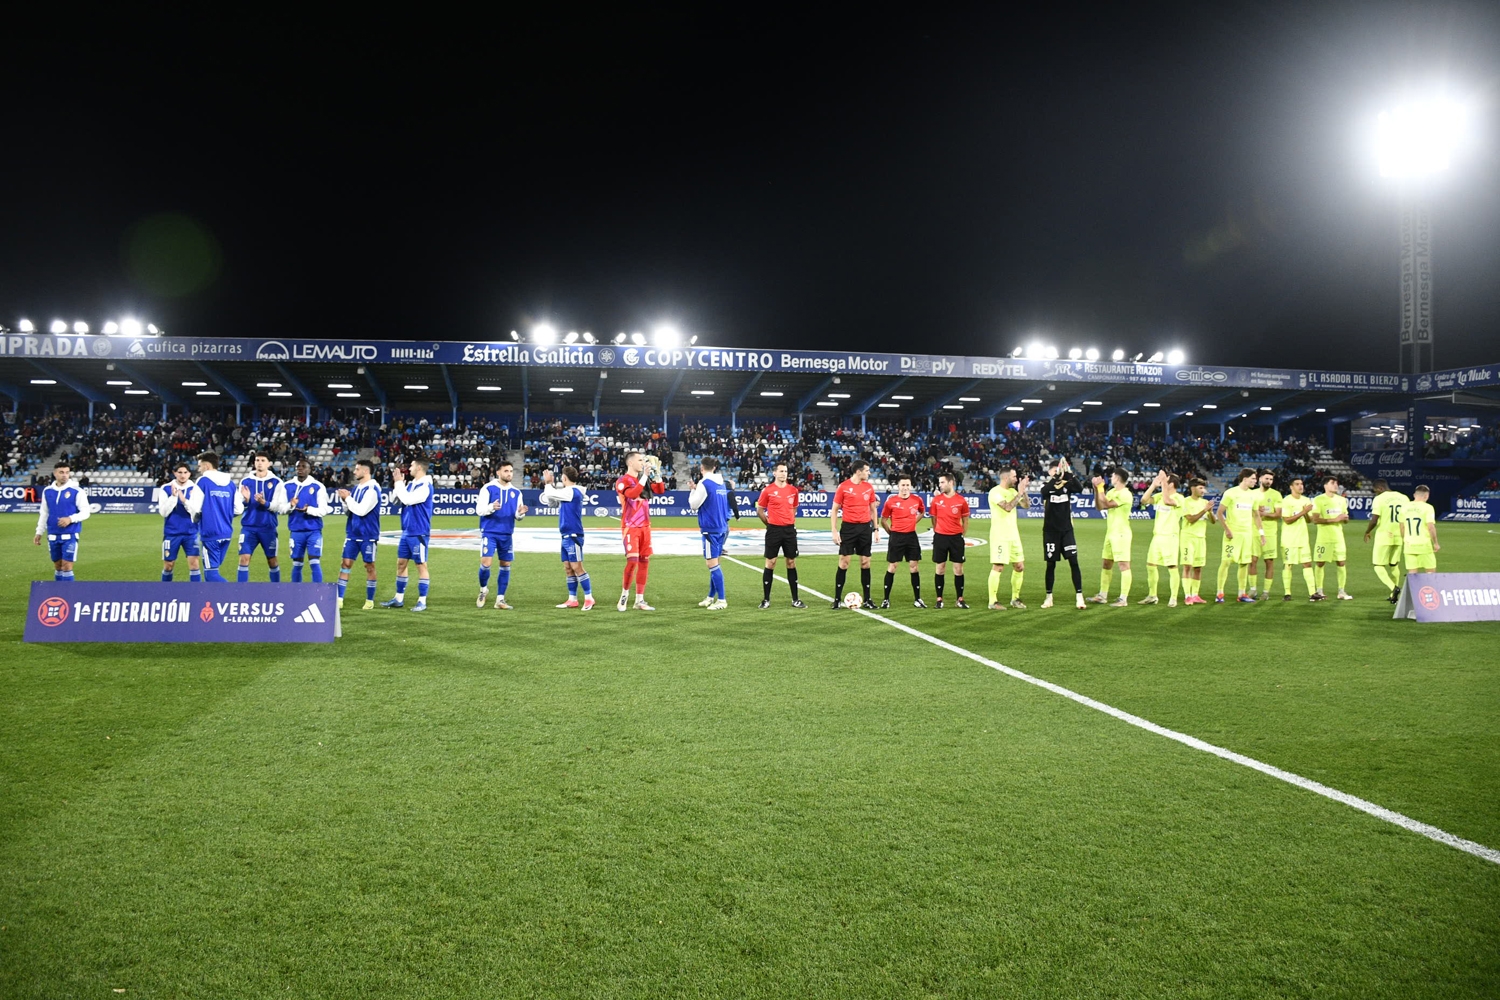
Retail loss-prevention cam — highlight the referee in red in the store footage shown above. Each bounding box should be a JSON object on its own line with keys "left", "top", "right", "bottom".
{"left": 756, "top": 462, "right": 806, "bottom": 608}
{"left": 879, "top": 475, "right": 927, "bottom": 608}
{"left": 830, "top": 460, "right": 880, "bottom": 608}
{"left": 929, "top": 473, "right": 972, "bottom": 608}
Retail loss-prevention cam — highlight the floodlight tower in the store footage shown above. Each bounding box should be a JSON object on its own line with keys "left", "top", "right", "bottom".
{"left": 1374, "top": 94, "right": 1472, "bottom": 373}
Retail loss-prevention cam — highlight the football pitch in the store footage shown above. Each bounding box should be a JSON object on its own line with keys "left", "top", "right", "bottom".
{"left": 2, "top": 514, "right": 1497, "bottom": 998}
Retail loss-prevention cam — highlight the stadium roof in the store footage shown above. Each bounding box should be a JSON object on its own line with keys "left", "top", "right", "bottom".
{"left": 1, "top": 332, "right": 1496, "bottom": 432}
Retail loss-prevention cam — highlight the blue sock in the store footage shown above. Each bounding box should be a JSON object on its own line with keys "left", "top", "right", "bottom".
{"left": 497, "top": 567, "right": 510, "bottom": 597}
{"left": 478, "top": 565, "right": 491, "bottom": 589}
{"left": 205, "top": 568, "right": 224, "bottom": 582}
{"left": 310, "top": 559, "right": 322, "bottom": 583}
{"left": 417, "top": 579, "right": 428, "bottom": 601}
{"left": 269, "top": 566, "right": 281, "bottom": 583}
{"left": 162, "top": 570, "right": 173, "bottom": 582}
{"left": 61, "top": 571, "right": 74, "bottom": 581}
{"left": 395, "top": 574, "right": 408, "bottom": 598}
{"left": 237, "top": 566, "right": 250, "bottom": 583}
{"left": 567, "top": 574, "right": 578, "bottom": 597}
{"left": 190, "top": 568, "right": 202, "bottom": 582}
{"left": 55, "top": 571, "right": 65, "bottom": 582}
{"left": 292, "top": 560, "right": 303, "bottom": 583}
{"left": 366, "top": 578, "right": 377, "bottom": 601}
{"left": 710, "top": 566, "right": 724, "bottom": 599}
{"left": 337, "top": 574, "right": 348, "bottom": 598}
{"left": 578, "top": 572, "right": 591, "bottom": 596}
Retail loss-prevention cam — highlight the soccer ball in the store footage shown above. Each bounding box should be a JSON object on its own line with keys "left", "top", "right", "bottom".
{"left": 842, "top": 591, "right": 864, "bottom": 609}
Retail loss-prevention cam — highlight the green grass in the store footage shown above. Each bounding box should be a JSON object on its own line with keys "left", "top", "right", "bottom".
{"left": 2, "top": 513, "right": 1497, "bottom": 998}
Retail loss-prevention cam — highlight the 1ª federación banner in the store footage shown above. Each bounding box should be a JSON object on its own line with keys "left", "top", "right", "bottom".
{"left": 24, "top": 581, "right": 340, "bottom": 643}
{"left": 1393, "top": 573, "right": 1500, "bottom": 622}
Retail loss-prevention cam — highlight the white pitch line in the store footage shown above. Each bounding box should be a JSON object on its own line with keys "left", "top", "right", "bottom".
{"left": 723, "top": 554, "right": 1500, "bottom": 867}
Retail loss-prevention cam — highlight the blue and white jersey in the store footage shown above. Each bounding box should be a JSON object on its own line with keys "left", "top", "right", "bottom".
{"left": 479, "top": 480, "right": 526, "bottom": 536}
{"left": 392, "top": 475, "right": 434, "bottom": 537}
{"left": 239, "top": 472, "right": 282, "bottom": 529}
{"left": 273, "top": 477, "right": 331, "bottom": 532}
{"left": 36, "top": 479, "right": 91, "bottom": 539}
{"left": 537, "top": 482, "right": 586, "bottom": 536}
{"left": 343, "top": 479, "right": 383, "bottom": 540}
{"left": 690, "top": 472, "right": 731, "bottom": 534}
{"left": 155, "top": 481, "right": 199, "bottom": 537}
{"left": 187, "top": 469, "right": 242, "bottom": 539}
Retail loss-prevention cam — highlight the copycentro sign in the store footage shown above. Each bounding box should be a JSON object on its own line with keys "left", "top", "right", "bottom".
{"left": 25, "top": 582, "right": 340, "bottom": 643}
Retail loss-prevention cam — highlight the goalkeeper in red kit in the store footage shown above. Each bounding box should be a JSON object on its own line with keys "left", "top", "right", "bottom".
{"left": 615, "top": 451, "right": 666, "bottom": 611}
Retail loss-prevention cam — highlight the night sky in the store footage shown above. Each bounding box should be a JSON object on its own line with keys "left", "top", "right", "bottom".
{"left": 4, "top": 4, "right": 1497, "bottom": 370}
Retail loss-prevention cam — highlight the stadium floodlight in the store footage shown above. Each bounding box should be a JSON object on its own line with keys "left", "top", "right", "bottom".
{"left": 108, "top": 402, "right": 117, "bottom": 411}
{"left": 582, "top": 332, "right": 596, "bottom": 344}
{"left": 613, "top": 332, "right": 627, "bottom": 344}
{"left": 532, "top": 323, "right": 557, "bottom": 345}
{"left": 106, "top": 380, "right": 132, "bottom": 386}
{"left": 1066, "top": 407, "right": 1083, "bottom": 413}
{"left": 476, "top": 386, "right": 502, "bottom": 391}
{"left": 1166, "top": 349, "right": 1185, "bottom": 364}
{"left": 1084, "top": 348, "right": 1100, "bottom": 361}
{"left": 1260, "top": 405, "right": 1272, "bottom": 411}
{"left": 181, "top": 381, "right": 208, "bottom": 387}
{"left": 1202, "top": 404, "right": 1218, "bottom": 409}
{"left": 548, "top": 387, "right": 574, "bottom": 393}
{"left": 404, "top": 384, "right": 429, "bottom": 390}
{"left": 120, "top": 318, "right": 143, "bottom": 337}
{"left": 690, "top": 389, "right": 714, "bottom": 396}
{"left": 878, "top": 403, "right": 900, "bottom": 408}
{"left": 1044, "top": 346, "right": 1059, "bottom": 359}
{"left": 124, "top": 389, "right": 150, "bottom": 395}
{"left": 49, "top": 319, "right": 67, "bottom": 333}
{"left": 101, "top": 321, "right": 119, "bottom": 334}
{"left": 828, "top": 392, "right": 851, "bottom": 399}
{"left": 1068, "top": 347, "right": 1082, "bottom": 360}
{"left": 620, "top": 388, "right": 645, "bottom": 394}
{"left": 509, "top": 330, "right": 521, "bottom": 342}
{"left": 630, "top": 331, "right": 646, "bottom": 346}
{"left": 1132, "top": 352, "right": 1144, "bottom": 362}
{"left": 759, "top": 391, "right": 784, "bottom": 397}
{"left": 267, "top": 391, "right": 292, "bottom": 397}
{"left": 1021, "top": 398, "right": 1044, "bottom": 404}
{"left": 1006, "top": 405, "right": 1025, "bottom": 411}
{"left": 1376, "top": 96, "right": 1473, "bottom": 179}
{"left": 335, "top": 392, "right": 360, "bottom": 398}
{"left": 1315, "top": 407, "right": 1327, "bottom": 413}
{"left": 564, "top": 331, "right": 579, "bottom": 345}
{"left": 1011, "top": 346, "right": 1024, "bottom": 357}
{"left": 146, "top": 323, "right": 159, "bottom": 335}
{"left": 256, "top": 382, "right": 282, "bottom": 388}
{"left": 688, "top": 335, "right": 699, "bottom": 346}
{"left": 943, "top": 404, "right": 964, "bottom": 410}
{"left": 891, "top": 394, "right": 914, "bottom": 400}
{"left": 1111, "top": 348, "right": 1125, "bottom": 361}
{"left": 1082, "top": 400, "right": 1102, "bottom": 406}
{"left": 815, "top": 401, "right": 838, "bottom": 407}
{"left": 1148, "top": 351, "right": 1165, "bottom": 363}
{"left": 1126, "top": 409, "right": 1139, "bottom": 414}
{"left": 652, "top": 324, "right": 681, "bottom": 349}
{"left": 30, "top": 378, "right": 57, "bottom": 385}
{"left": 197, "top": 390, "right": 221, "bottom": 396}
{"left": 17, "top": 318, "right": 34, "bottom": 331}
{"left": 73, "top": 321, "right": 89, "bottom": 333}
{"left": 959, "top": 396, "right": 981, "bottom": 402}
{"left": 1143, "top": 402, "right": 1161, "bottom": 407}
{"left": 327, "top": 383, "right": 353, "bottom": 389}
{"left": 1026, "top": 341, "right": 1044, "bottom": 359}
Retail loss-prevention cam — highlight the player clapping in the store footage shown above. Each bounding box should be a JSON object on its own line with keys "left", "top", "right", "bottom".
{"left": 537, "top": 467, "right": 593, "bottom": 609}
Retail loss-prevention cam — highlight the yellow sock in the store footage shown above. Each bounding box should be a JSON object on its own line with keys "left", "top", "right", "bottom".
{"left": 1119, "top": 568, "right": 1132, "bottom": 598}
{"left": 1282, "top": 565, "right": 1293, "bottom": 595}
{"left": 1147, "top": 566, "right": 1159, "bottom": 598}
{"left": 1011, "top": 570, "right": 1024, "bottom": 601}
{"left": 1216, "top": 559, "right": 1230, "bottom": 595}
{"left": 1236, "top": 562, "right": 1249, "bottom": 595}
{"left": 1100, "top": 568, "right": 1112, "bottom": 597}
{"left": 1169, "top": 570, "right": 1180, "bottom": 601}
{"left": 1302, "top": 567, "right": 1315, "bottom": 595}
{"left": 1314, "top": 564, "right": 1325, "bottom": 591}
{"left": 988, "top": 569, "right": 1000, "bottom": 606}
{"left": 1248, "top": 569, "right": 1259, "bottom": 593}
{"left": 1373, "top": 564, "right": 1393, "bottom": 590}
{"left": 1337, "top": 564, "right": 1347, "bottom": 591}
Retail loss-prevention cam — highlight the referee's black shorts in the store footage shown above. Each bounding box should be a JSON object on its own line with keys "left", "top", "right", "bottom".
{"left": 838, "top": 521, "right": 873, "bottom": 557}
{"left": 1043, "top": 527, "right": 1078, "bottom": 562}
{"left": 763, "top": 524, "right": 799, "bottom": 560}
{"left": 930, "top": 532, "right": 966, "bottom": 564}
{"left": 886, "top": 530, "right": 921, "bottom": 564}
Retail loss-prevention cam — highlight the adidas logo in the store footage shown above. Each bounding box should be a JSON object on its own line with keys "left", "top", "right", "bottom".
{"left": 294, "top": 603, "right": 326, "bottom": 623}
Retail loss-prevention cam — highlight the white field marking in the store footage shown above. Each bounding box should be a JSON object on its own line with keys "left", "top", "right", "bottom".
{"left": 723, "top": 554, "right": 1500, "bottom": 867}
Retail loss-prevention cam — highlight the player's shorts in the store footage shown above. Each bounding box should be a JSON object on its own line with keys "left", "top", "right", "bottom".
{"left": 1281, "top": 541, "right": 1310, "bottom": 566}
{"left": 397, "top": 534, "right": 429, "bottom": 563}
{"left": 560, "top": 534, "right": 584, "bottom": 563}
{"left": 1372, "top": 536, "right": 1402, "bottom": 565}
{"left": 238, "top": 525, "right": 278, "bottom": 557}
{"left": 1101, "top": 529, "right": 1132, "bottom": 562}
{"left": 1042, "top": 527, "right": 1077, "bottom": 562}
{"left": 342, "top": 537, "right": 378, "bottom": 563}
{"left": 1221, "top": 533, "right": 1253, "bottom": 564}
{"left": 1179, "top": 535, "right": 1206, "bottom": 568}
{"left": 701, "top": 531, "right": 727, "bottom": 560}
{"left": 763, "top": 524, "right": 798, "bottom": 560}
{"left": 624, "top": 525, "right": 653, "bottom": 559}
{"left": 1147, "top": 534, "right": 1179, "bottom": 565}
{"left": 1253, "top": 528, "right": 1277, "bottom": 560}
{"left": 47, "top": 534, "right": 80, "bottom": 563}
{"left": 201, "top": 537, "right": 231, "bottom": 571}
{"left": 886, "top": 530, "right": 921, "bottom": 564}
{"left": 1314, "top": 533, "right": 1347, "bottom": 563}
{"left": 1402, "top": 547, "right": 1436, "bottom": 571}
{"left": 290, "top": 530, "right": 323, "bottom": 560}
{"left": 931, "top": 531, "right": 966, "bottom": 564}
{"left": 162, "top": 533, "right": 200, "bottom": 561}
{"left": 838, "top": 521, "right": 873, "bottom": 558}
{"left": 481, "top": 533, "right": 513, "bottom": 561}
{"left": 989, "top": 535, "right": 1021, "bottom": 566}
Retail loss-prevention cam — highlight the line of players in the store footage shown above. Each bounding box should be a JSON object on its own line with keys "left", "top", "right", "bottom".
{"left": 32, "top": 449, "right": 1441, "bottom": 612}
